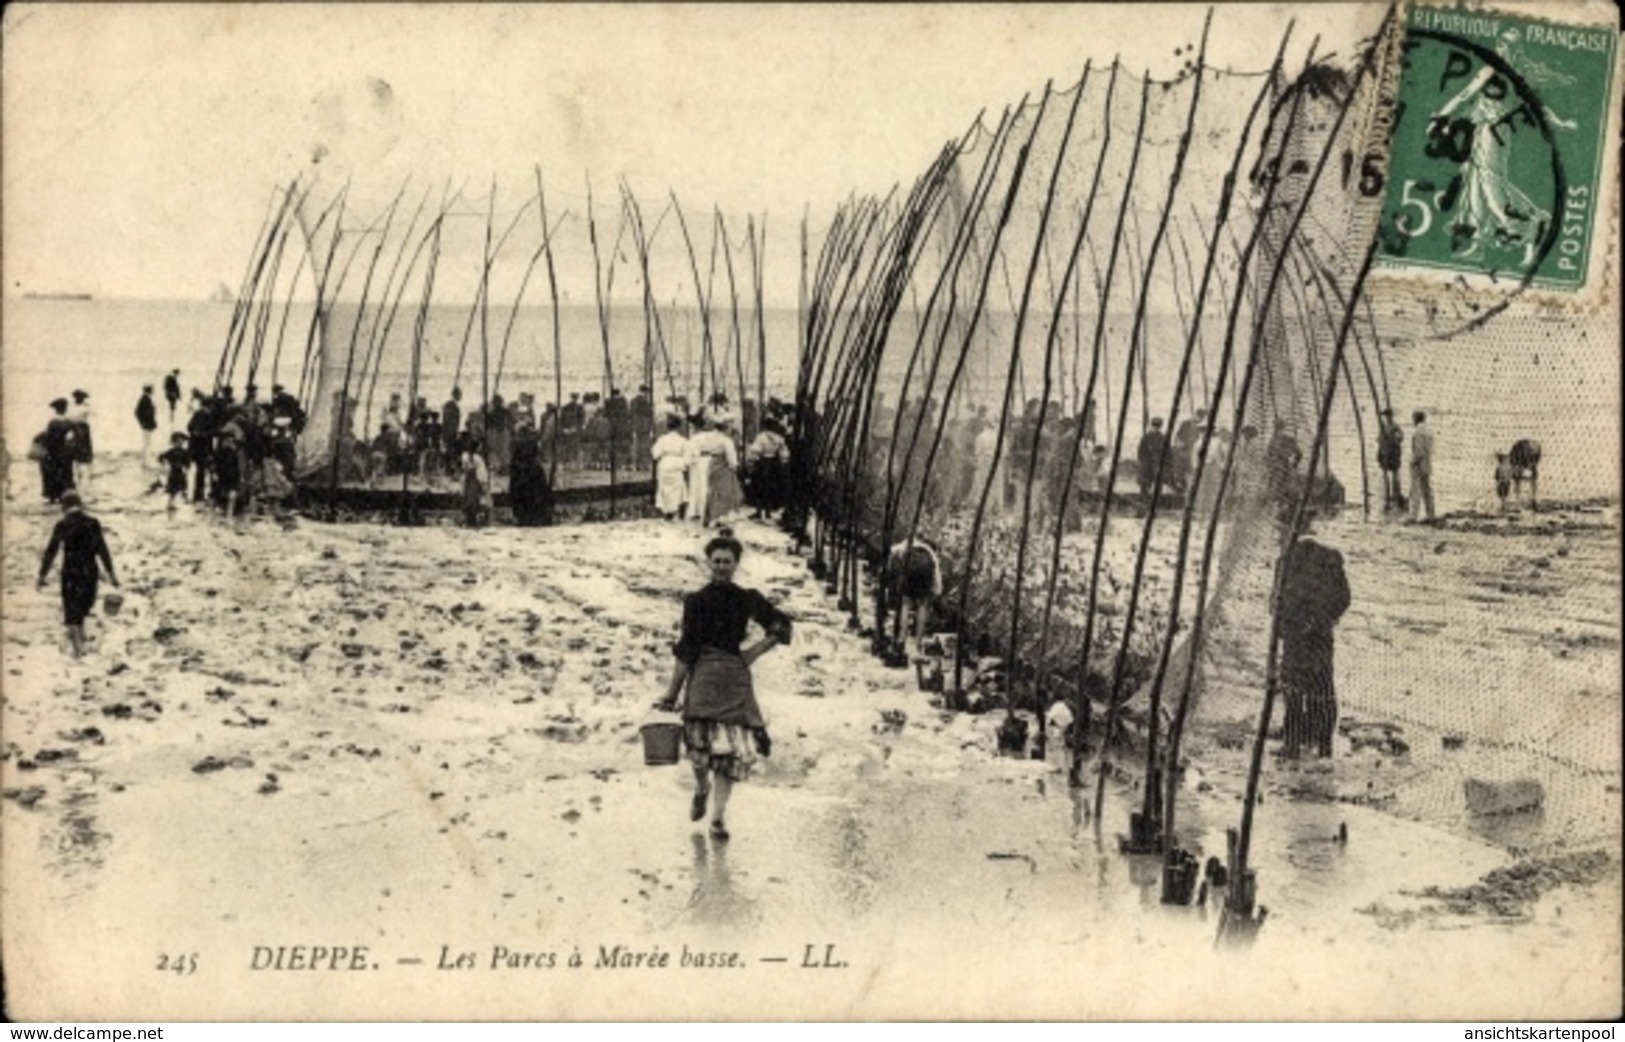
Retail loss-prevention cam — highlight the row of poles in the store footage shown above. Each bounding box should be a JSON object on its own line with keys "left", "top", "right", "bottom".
{"left": 211, "top": 173, "right": 779, "bottom": 519}
{"left": 784, "top": 7, "right": 1404, "bottom": 944}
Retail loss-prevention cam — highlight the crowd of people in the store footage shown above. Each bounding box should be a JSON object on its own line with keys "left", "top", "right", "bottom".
{"left": 337, "top": 384, "right": 666, "bottom": 485}
{"left": 29, "top": 373, "right": 308, "bottom": 528}
{"left": 651, "top": 396, "right": 793, "bottom": 529}
{"left": 311, "top": 383, "right": 794, "bottom": 529}
{"left": 846, "top": 395, "right": 1330, "bottom": 536}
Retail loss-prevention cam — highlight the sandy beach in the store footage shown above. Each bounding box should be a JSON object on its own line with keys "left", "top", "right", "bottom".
{"left": 1, "top": 452, "right": 1618, "bottom": 1020}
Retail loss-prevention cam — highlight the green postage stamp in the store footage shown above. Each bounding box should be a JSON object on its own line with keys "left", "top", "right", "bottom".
{"left": 1377, "top": 4, "right": 1619, "bottom": 292}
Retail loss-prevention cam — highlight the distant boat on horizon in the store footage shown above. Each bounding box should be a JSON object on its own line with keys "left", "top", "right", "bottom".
{"left": 209, "top": 283, "right": 235, "bottom": 304}
{"left": 23, "top": 291, "right": 93, "bottom": 301}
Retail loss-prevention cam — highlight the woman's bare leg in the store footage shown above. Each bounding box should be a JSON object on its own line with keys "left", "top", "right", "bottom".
{"left": 690, "top": 764, "right": 710, "bottom": 821}
{"left": 710, "top": 772, "right": 733, "bottom": 830}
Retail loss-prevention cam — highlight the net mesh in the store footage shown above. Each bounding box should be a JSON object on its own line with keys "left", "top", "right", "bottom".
{"left": 789, "top": 5, "right": 1620, "bottom": 895}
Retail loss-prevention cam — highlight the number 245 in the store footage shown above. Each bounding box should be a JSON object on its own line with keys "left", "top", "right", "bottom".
{"left": 157, "top": 952, "right": 198, "bottom": 976}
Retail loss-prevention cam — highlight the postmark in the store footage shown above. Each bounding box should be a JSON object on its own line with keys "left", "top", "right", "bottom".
{"left": 1375, "top": 5, "right": 1618, "bottom": 298}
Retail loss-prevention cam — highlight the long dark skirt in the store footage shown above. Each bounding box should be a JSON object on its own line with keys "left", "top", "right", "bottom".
{"left": 747, "top": 459, "right": 787, "bottom": 513}
{"left": 1281, "top": 628, "right": 1336, "bottom": 757}
{"left": 511, "top": 465, "right": 554, "bottom": 526}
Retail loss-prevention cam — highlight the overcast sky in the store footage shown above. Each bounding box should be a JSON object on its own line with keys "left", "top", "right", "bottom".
{"left": 3, "top": 3, "right": 1389, "bottom": 304}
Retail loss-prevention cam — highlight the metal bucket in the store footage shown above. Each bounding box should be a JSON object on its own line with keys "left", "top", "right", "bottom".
{"left": 102, "top": 592, "right": 125, "bottom": 618}
{"left": 639, "top": 716, "right": 684, "bottom": 766}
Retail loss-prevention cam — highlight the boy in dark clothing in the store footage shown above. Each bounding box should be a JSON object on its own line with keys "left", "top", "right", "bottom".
{"left": 187, "top": 391, "right": 218, "bottom": 503}
{"left": 37, "top": 491, "right": 119, "bottom": 659}
{"left": 158, "top": 433, "right": 190, "bottom": 517}
{"left": 214, "top": 431, "right": 245, "bottom": 527}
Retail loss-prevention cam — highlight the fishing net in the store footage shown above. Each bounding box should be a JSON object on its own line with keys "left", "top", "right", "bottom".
{"left": 792, "top": 6, "right": 1619, "bottom": 917}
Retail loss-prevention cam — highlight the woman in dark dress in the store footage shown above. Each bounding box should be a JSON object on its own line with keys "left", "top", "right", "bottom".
{"left": 509, "top": 425, "right": 553, "bottom": 527}
{"left": 40, "top": 399, "right": 79, "bottom": 503}
{"left": 36, "top": 491, "right": 119, "bottom": 659}
{"left": 657, "top": 530, "right": 792, "bottom": 841}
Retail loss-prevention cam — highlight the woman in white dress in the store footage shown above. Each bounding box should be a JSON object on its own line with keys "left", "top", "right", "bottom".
{"left": 687, "top": 415, "right": 741, "bottom": 527}
{"left": 650, "top": 415, "right": 691, "bottom": 520}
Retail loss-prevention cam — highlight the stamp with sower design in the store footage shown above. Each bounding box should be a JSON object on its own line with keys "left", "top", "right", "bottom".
{"left": 1376, "top": 5, "right": 1617, "bottom": 294}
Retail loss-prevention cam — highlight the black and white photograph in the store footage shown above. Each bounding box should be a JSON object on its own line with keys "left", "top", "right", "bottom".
{"left": 2, "top": 2, "right": 1620, "bottom": 1022}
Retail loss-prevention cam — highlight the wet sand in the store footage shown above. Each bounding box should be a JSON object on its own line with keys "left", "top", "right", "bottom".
{"left": 2, "top": 455, "right": 1619, "bottom": 1020}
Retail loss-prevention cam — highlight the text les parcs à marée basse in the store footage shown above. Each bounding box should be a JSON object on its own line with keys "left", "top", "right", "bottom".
{"left": 435, "top": 943, "right": 746, "bottom": 970}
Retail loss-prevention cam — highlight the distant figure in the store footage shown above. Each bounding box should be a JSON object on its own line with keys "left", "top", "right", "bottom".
{"left": 1265, "top": 432, "right": 1304, "bottom": 511}
{"left": 135, "top": 385, "right": 159, "bottom": 469}
{"left": 269, "top": 384, "right": 306, "bottom": 435}
{"left": 651, "top": 415, "right": 691, "bottom": 521}
{"left": 164, "top": 370, "right": 182, "bottom": 425}
{"left": 438, "top": 387, "right": 461, "bottom": 472}
{"left": 1493, "top": 451, "right": 1514, "bottom": 513}
{"left": 40, "top": 398, "right": 79, "bottom": 503}
{"left": 1082, "top": 444, "right": 1110, "bottom": 495}
{"left": 656, "top": 530, "right": 792, "bottom": 842}
{"left": 888, "top": 537, "right": 942, "bottom": 656}
{"left": 1136, "top": 417, "right": 1167, "bottom": 505}
{"left": 68, "top": 390, "right": 93, "bottom": 493}
{"left": 509, "top": 426, "right": 554, "bottom": 527}
{"left": 684, "top": 415, "right": 717, "bottom": 525}
{"left": 744, "top": 418, "right": 789, "bottom": 519}
{"left": 692, "top": 418, "right": 744, "bottom": 527}
{"left": 187, "top": 390, "right": 218, "bottom": 503}
{"left": 973, "top": 410, "right": 1001, "bottom": 505}
{"left": 1172, "top": 408, "right": 1206, "bottom": 494}
{"left": 460, "top": 443, "right": 490, "bottom": 528}
{"left": 606, "top": 388, "right": 631, "bottom": 468}
{"left": 1080, "top": 397, "right": 1098, "bottom": 446}
{"left": 158, "top": 433, "right": 190, "bottom": 517}
{"left": 1507, "top": 438, "right": 1542, "bottom": 509}
{"left": 214, "top": 426, "right": 245, "bottom": 528}
{"left": 36, "top": 491, "right": 119, "bottom": 659}
{"left": 1409, "top": 411, "right": 1436, "bottom": 523}
{"left": 486, "top": 395, "right": 513, "bottom": 476}
{"left": 707, "top": 392, "right": 736, "bottom": 435}
{"left": 1376, "top": 407, "right": 1405, "bottom": 511}
{"left": 630, "top": 384, "right": 654, "bottom": 461}
{"left": 560, "top": 393, "right": 586, "bottom": 469}
{"left": 1278, "top": 514, "right": 1350, "bottom": 759}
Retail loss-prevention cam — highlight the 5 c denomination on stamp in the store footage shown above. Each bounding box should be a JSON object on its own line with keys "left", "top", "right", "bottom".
{"left": 1377, "top": 5, "right": 1617, "bottom": 294}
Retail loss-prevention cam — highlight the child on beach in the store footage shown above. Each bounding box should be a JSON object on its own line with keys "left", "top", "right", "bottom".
{"left": 36, "top": 491, "right": 119, "bottom": 659}
{"left": 461, "top": 443, "right": 491, "bottom": 528}
{"left": 1494, "top": 451, "right": 1515, "bottom": 512}
{"left": 158, "top": 433, "right": 190, "bottom": 517}
{"left": 214, "top": 428, "right": 245, "bottom": 529}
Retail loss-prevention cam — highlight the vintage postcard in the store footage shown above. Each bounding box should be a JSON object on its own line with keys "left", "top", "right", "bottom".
{"left": 2, "top": 2, "right": 1619, "bottom": 1023}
